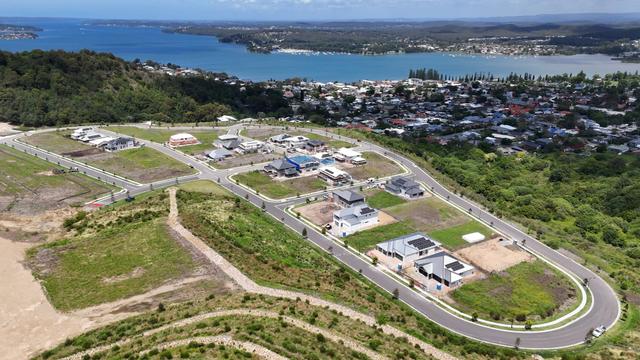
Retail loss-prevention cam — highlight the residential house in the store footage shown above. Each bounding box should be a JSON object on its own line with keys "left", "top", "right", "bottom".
{"left": 332, "top": 204, "right": 379, "bottom": 237}
{"left": 103, "top": 137, "right": 138, "bottom": 152}
{"left": 318, "top": 166, "right": 351, "bottom": 186}
{"left": 89, "top": 136, "right": 113, "bottom": 147}
{"left": 304, "top": 139, "right": 326, "bottom": 153}
{"left": 376, "top": 233, "right": 441, "bottom": 268}
{"left": 331, "top": 190, "right": 365, "bottom": 208}
{"left": 385, "top": 176, "right": 424, "bottom": 199}
{"left": 208, "top": 148, "right": 234, "bottom": 162}
{"left": 414, "top": 252, "right": 474, "bottom": 288}
{"left": 264, "top": 159, "right": 298, "bottom": 178}
{"left": 284, "top": 135, "right": 309, "bottom": 149}
{"left": 287, "top": 155, "right": 320, "bottom": 173}
{"left": 216, "top": 135, "right": 242, "bottom": 150}
{"left": 269, "top": 133, "right": 291, "bottom": 145}
{"left": 238, "top": 140, "right": 264, "bottom": 153}
{"left": 79, "top": 132, "right": 103, "bottom": 143}
{"left": 71, "top": 127, "right": 94, "bottom": 140}
{"left": 334, "top": 148, "right": 362, "bottom": 163}
{"left": 169, "top": 133, "right": 199, "bottom": 147}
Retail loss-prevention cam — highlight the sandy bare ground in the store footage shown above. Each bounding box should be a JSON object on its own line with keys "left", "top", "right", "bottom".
{"left": 297, "top": 200, "right": 339, "bottom": 226}
{"left": 0, "top": 122, "right": 19, "bottom": 136}
{"left": 454, "top": 237, "right": 534, "bottom": 273}
{"left": 0, "top": 235, "right": 224, "bottom": 360}
{"left": 0, "top": 238, "right": 92, "bottom": 360}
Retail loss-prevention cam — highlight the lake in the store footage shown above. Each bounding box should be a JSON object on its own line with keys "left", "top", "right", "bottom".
{"left": 2, "top": 18, "right": 640, "bottom": 82}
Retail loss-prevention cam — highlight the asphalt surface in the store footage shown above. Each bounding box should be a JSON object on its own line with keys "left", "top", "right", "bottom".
{"left": 1, "top": 125, "right": 620, "bottom": 350}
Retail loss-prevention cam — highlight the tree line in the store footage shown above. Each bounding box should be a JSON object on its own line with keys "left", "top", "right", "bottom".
{"left": 0, "top": 50, "right": 291, "bottom": 127}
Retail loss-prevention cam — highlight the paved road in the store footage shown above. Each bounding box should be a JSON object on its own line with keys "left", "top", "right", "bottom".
{"left": 1, "top": 125, "right": 619, "bottom": 350}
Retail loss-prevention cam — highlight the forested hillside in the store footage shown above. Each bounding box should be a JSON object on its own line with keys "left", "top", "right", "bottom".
{"left": 350, "top": 132, "right": 640, "bottom": 297}
{"left": 0, "top": 50, "right": 290, "bottom": 127}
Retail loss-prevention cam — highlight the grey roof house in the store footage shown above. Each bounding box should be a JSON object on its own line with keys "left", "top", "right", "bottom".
{"left": 376, "top": 233, "right": 441, "bottom": 266}
{"left": 332, "top": 190, "right": 365, "bottom": 208}
{"left": 385, "top": 176, "right": 424, "bottom": 199}
{"left": 264, "top": 158, "right": 298, "bottom": 177}
{"left": 208, "top": 148, "right": 234, "bottom": 161}
{"left": 332, "top": 204, "right": 379, "bottom": 237}
{"left": 414, "top": 252, "right": 474, "bottom": 287}
{"left": 102, "top": 137, "right": 137, "bottom": 152}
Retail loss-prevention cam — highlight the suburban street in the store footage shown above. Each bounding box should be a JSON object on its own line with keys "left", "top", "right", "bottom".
{"left": 0, "top": 125, "right": 620, "bottom": 350}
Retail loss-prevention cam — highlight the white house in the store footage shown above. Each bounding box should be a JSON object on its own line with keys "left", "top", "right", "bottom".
{"left": 334, "top": 148, "right": 363, "bottom": 163}
{"left": 283, "top": 135, "right": 309, "bottom": 149}
{"left": 332, "top": 204, "right": 379, "bottom": 237}
{"left": 71, "top": 127, "right": 94, "bottom": 140}
{"left": 318, "top": 166, "right": 351, "bottom": 186}
{"left": 414, "top": 252, "right": 475, "bottom": 288}
{"left": 376, "top": 233, "right": 441, "bottom": 269}
{"left": 237, "top": 140, "right": 264, "bottom": 153}
{"left": 102, "top": 137, "right": 139, "bottom": 152}
{"left": 89, "top": 136, "right": 114, "bottom": 147}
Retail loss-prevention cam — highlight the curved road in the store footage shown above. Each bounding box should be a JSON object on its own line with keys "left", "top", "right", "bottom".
{"left": 1, "top": 125, "right": 619, "bottom": 350}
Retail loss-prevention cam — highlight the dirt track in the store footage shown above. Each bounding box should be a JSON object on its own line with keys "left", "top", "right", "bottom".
{"left": 166, "top": 188, "right": 457, "bottom": 360}
{"left": 0, "top": 235, "right": 222, "bottom": 360}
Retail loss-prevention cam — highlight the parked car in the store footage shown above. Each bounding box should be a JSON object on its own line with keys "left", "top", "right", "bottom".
{"left": 592, "top": 325, "right": 606, "bottom": 338}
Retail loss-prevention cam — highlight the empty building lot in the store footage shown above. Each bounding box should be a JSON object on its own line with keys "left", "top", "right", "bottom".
{"left": 22, "top": 132, "right": 196, "bottom": 183}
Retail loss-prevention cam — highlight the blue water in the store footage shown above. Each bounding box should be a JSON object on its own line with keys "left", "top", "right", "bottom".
{"left": 1, "top": 18, "right": 640, "bottom": 82}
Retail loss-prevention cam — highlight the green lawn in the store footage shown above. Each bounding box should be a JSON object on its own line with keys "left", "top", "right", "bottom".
{"left": 365, "top": 190, "right": 406, "bottom": 209}
{"left": 450, "top": 260, "right": 577, "bottom": 322}
{"left": 427, "top": 220, "right": 493, "bottom": 250}
{"left": 345, "top": 221, "right": 416, "bottom": 251}
{"left": 179, "top": 180, "right": 230, "bottom": 195}
{"left": 28, "top": 195, "right": 196, "bottom": 310}
{"left": 21, "top": 131, "right": 196, "bottom": 183}
{"left": 22, "top": 131, "right": 91, "bottom": 154}
{"left": 90, "top": 147, "right": 196, "bottom": 183}
{"left": 234, "top": 171, "right": 325, "bottom": 199}
{"left": 109, "top": 126, "right": 219, "bottom": 155}
{"left": 347, "top": 152, "right": 403, "bottom": 180}
{"left": 345, "top": 194, "right": 490, "bottom": 251}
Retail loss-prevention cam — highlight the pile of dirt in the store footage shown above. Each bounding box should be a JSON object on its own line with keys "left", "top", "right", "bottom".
{"left": 63, "top": 147, "right": 103, "bottom": 158}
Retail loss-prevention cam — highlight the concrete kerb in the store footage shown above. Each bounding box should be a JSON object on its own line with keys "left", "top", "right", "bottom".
{"left": 274, "top": 200, "right": 589, "bottom": 350}
{"left": 284, "top": 201, "right": 592, "bottom": 334}
{"left": 13, "top": 135, "right": 145, "bottom": 187}
{"left": 416, "top": 180, "right": 591, "bottom": 330}
{"left": 226, "top": 150, "right": 410, "bottom": 204}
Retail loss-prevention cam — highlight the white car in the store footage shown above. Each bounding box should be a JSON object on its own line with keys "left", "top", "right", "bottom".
{"left": 592, "top": 325, "right": 606, "bottom": 338}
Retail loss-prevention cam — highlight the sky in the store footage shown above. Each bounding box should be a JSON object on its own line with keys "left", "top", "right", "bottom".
{"left": 3, "top": 0, "right": 640, "bottom": 21}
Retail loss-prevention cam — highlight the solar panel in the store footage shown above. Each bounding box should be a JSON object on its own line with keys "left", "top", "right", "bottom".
{"left": 446, "top": 261, "right": 464, "bottom": 271}
{"left": 360, "top": 207, "right": 375, "bottom": 215}
{"left": 408, "top": 237, "right": 435, "bottom": 250}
